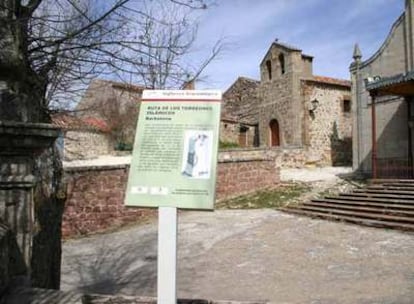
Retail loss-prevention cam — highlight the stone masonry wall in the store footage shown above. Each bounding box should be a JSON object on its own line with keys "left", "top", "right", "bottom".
{"left": 63, "top": 166, "right": 155, "bottom": 237}
{"left": 62, "top": 155, "right": 280, "bottom": 237}
{"left": 220, "top": 146, "right": 322, "bottom": 168}
{"left": 216, "top": 158, "right": 279, "bottom": 200}
{"left": 222, "top": 77, "right": 260, "bottom": 125}
{"left": 302, "top": 82, "right": 352, "bottom": 166}
{"left": 351, "top": 10, "right": 409, "bottom": 173}
{"left": 220, "top": 121, "right": 239, "bottom": 145}
{"left": 64, "top": 130, "right": 111, "bottom": 160}
{"left": 220, "top": 121, "right": 255, "bottom": 147}
{"left": 258, "top": 48, "right": 304, "bottom": 147}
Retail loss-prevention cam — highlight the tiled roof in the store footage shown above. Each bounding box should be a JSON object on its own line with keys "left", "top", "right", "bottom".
{"left": 273, "top": 40, "right": 302, "bottom": 52}
{"left": 221, "top": 114, "right": 257, "bottom": 126}
{"left": 303, "top": 75, "right": 351, "bottom": 87}
{"left": 93, "top": 78, "right": 145, "bottom": 92}
{"left": 237, "top": 76, "right": 260, "bottom": 83}
{"left": 221, "top": 114, "right": 239, "bottom": 123}
{"left": 366, "top": 71, "right": 414, "bottom": 91}
{"left": 224, "top": 76, "right": 260, "bottom": 96}
{"left": 111, "top": 81, "right": 145, "bottom": 93}
{"left": 83, "top": 117, "right": 110, "bottom": 132}
{"left": 260, "top": 40, "right": 314, "bottom": 65}
{"left": 52, "top": 114, "right": 109, "bottom": 133}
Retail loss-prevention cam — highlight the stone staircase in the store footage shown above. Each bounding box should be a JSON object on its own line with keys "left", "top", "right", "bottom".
{"left": 281, "top": 179, "right": 414, "bottom": 231}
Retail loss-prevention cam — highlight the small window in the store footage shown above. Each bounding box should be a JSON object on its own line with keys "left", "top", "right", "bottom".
{"left": 266, "top": 60, "right": 272, "bottom": 80}
{"left": 279, "top": 54, "right": 285, "bottom": 75}
{"left": 343, "top": 99, "right": 351, "bottom": 113}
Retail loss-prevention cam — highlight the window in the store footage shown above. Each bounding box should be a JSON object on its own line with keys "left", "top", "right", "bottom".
{"left": 279, "top": 53, "right": 285, "bottom": 75}
{"left": 266, "top": 60, "right": 272, "bottom": 80}
{"left": 343, "top": 99, "right": 351, "bottom": 113}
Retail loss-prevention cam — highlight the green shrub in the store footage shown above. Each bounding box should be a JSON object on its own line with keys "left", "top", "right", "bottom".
{"left": 115, "top": 142, "right": 133, "bottom": 151}
{"left": 219, "top": 141, "right": 239, "bottom": 149}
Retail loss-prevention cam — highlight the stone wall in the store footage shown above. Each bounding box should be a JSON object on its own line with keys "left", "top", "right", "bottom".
{"left": 258, "top": 49, "right": 303, "bottom": 147}
{"left": 64, "top": 130, "right": 111, "bottom": 160}
{"left": 302, "top": 81, "right": 352, "bottom": 166}
{"left": 350, "top": 7, "right": 410, "bottom": 174}
{"left": 216, "top": 155, "right": 279, "bottom": 200}
{"left": 222, "top": 77, "right": 260, "bottom": 125}
{"left": 63, "top": 165, "right": 155, "bottom": 238}
{"left": 77, "top": 79, "right": 143, "bottom": 116}
{"left": 62, "top": 153, "right": 280, "bottom": 237}
{"left": 0, "top": 122, "right": 62, "bottom": 290}
{"left": 220, "top": 146, "right": 323, "bottom": 168}
{"left": 220, "top": 121, "right": 256, "bottom": 147}
{"left": 219, "top": 121, "right": 239, "bottom": 145}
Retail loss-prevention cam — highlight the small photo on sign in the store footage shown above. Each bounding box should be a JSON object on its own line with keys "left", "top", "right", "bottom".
{"left": 181, "top": 130, "right": 213, "bottom": 179}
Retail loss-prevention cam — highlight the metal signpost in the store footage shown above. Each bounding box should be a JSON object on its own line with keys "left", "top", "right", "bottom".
{"left": 125, "top": 90, "right": 221, "bottom": 304}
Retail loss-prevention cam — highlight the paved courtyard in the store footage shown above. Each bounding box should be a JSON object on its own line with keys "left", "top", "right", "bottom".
{"left": 61, "top": 208, "right": 414, "bottom": 304}
{"left": 60, "top": 167, "right": 414, "bottom": 303}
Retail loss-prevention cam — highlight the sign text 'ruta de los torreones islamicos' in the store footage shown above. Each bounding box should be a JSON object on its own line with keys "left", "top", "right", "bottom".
{"left": 125, "top": 90, "right": 222, "bottom": 210}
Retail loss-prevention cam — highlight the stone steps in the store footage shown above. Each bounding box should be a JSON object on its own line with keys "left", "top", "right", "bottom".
{"left": 310, "top": 199, "right": 414, "bottom": 214}
{"left": 281, "top": 180, "right": 414, "bottom": 232}
{"left": 282, "top": 208, "right": 414, "bottom": 231}
{"left": 338, "top": 192, "right": 414, "bottom": 201}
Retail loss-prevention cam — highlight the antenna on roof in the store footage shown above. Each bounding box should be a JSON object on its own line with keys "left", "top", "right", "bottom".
{"left": 274, "top": 38, "right": 279, "bottom": 42}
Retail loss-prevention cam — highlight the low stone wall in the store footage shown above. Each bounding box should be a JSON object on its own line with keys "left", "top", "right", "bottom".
{"left": 63, "top": 165, "right": 156, "bottom": 238}
{"left": 216, "top": 157, "right": 279, "bottom": 200}
{"left": 220, "top": 145, "right": 349, "bottom": 168}
{"left": 64, "top": 130, "right": 111, "bottom": 161}
{"left": 220, "top": 146, "right": 308, "bottom": 168}
{"left": 62, "top": 153, "right": 280, "bottom": 237}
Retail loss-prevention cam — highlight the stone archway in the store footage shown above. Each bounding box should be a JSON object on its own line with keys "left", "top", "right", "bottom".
{"left": 269, "top": 119, "right": 280, "bottom": 147}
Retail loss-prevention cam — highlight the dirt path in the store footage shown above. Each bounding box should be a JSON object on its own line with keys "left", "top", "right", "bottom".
{"left": 61, "top": 167, "right": 414, "bottom": 303}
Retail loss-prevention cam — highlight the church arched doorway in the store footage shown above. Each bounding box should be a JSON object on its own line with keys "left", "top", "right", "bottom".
{"left": 269, "top": 119, "right": 280, "bottom": 147}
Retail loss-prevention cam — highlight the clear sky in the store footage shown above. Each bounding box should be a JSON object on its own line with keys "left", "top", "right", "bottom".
{"left": 193, "top": 0, "right": 404, "bottom": 91}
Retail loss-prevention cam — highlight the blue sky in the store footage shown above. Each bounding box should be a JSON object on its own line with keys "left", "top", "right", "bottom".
{"left": 193, "top": 0, "right": 404, "bottom": 90}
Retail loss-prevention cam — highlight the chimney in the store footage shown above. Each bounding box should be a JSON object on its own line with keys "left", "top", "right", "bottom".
{"left": 183, "top": 79, "right": 195, "bottom": 90}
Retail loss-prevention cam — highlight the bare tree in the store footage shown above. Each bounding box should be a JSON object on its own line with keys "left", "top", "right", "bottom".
{"left": 0, "top": 0, "right": 221, "bottom": 290}
{"left": 131, "top": 0, "right": 223, "bottom": 89}
{"left": 1, "top": 0, "right": 220, "bottom": 116}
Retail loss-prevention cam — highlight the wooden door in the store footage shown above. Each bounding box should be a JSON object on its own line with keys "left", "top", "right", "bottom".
{"left": 269, "top": 119, "right": 280, "bottom": 146}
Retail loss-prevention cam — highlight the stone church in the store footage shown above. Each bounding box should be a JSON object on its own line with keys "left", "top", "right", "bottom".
{"left": 222, "top": 40, "right": 352, "bottom": 166}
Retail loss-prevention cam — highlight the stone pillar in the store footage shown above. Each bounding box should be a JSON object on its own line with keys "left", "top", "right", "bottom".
{"left": 0, "top": 121, "right": 59, "bottom": 287}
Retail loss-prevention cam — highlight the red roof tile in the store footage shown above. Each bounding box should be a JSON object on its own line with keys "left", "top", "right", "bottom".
{"left": 83, "top": 117, "right": 110, "bottom": 132}
{"left": 307, "top": 76, "right": 351, "bottom": 87}
{"left": 51, "top": 114, "right": 110, "bottom": 133}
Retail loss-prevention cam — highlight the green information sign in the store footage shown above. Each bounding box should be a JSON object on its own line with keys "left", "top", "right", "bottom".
{"left": 125, "top": 90, "right": 222, "bottom": 210}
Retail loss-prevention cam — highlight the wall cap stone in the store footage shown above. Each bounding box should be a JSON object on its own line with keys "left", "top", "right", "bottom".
{"left": 64, "top": 164, "right": 129, "bottom": 172}
{"left": 0, "top": 120, "right": 60, "bottom": 153}
{"left": 219, "top": 157, "right": 273, "bottom": 163}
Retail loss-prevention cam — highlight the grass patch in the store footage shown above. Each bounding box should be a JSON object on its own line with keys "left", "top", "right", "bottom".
{"left": 219, "top": 141, "right": 240, "bottom": 149}
{"left": 216, "top": 183, "right": 310, "bottom": 209}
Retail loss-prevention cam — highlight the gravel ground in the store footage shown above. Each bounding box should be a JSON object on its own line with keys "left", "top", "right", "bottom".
{"left": 60, "top": 166, "right": 414, "bottom": 304}
{"left": 61, "top": 210, "right": 414, "bottom": 304}
{"left": 281, "top": 166, "right": 353, "bottom": 182}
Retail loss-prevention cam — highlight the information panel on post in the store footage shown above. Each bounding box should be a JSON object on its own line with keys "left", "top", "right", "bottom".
{"left": 125, "top": 90, "right": 222, "bottom": 210}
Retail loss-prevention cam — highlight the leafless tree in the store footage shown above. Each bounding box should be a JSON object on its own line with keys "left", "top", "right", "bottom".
{"left": 0, "top": 0, "right": 221, "bottom": 118}
{"left": 0, "top": 0, "right": 221, "bottom": 290}
{"left": 131, "top": 0, "right": 223, "bottom": 89}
